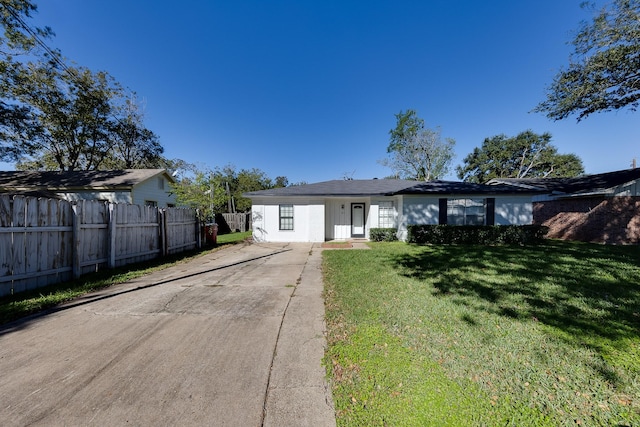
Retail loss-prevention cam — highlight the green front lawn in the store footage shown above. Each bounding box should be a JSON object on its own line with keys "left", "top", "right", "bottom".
{"left": 323, "top": 241, "right": 640, "bottom": 426}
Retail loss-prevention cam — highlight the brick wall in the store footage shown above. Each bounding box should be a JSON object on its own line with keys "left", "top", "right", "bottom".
{"left": 533, "top": 196, "right": 640, "bottom": 244}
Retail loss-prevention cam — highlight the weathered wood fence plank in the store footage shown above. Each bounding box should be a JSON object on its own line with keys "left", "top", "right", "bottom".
{"left": 0, "top": 195, "right": 199, "bottom": 296}
{"left": 219, "top": 213, "right": 251, "bottom": 233}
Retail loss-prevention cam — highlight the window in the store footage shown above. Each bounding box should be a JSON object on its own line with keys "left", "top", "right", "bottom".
{"left": 279, "top": 204, "right": 294, "bottom": 230}
{"left": 446, "top": 198, "right": 485, "bottom": 225}
{"left": 378, "top": 201, "right": 395, "bottom": 228}
{"left": 158, "top": 177, "right": 165, "bottom": 190}
{"left": 145, "top": 200, "right": 158, "bottom": 207}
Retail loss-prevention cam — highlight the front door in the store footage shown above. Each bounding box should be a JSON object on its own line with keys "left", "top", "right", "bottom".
{"left": 351, "top": 203, "right": 365, "bottom": 237}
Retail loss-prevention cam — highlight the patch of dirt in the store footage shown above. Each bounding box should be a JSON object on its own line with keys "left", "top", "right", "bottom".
{"left": 321, "top": 242, "right": 353, "bottom": 249}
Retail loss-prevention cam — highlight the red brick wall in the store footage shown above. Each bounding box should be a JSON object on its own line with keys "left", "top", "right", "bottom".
{"left": 533, "top": 196, "right": 640, "bottom": 244}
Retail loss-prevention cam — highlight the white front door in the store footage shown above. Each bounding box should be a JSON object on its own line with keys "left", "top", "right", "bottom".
{"left": 351, "top": 203, "right": 365, "bottom": 237}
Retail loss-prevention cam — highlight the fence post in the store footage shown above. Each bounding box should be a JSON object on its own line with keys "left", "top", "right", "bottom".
{"left": 159, "top": 209, "right": 167, "bottom": 257}
{"left": 196, "top": 209, "right": 202, "bottom": 249}
{"left": 72, "top": 202, "right": 81, "bottom": 279}
{"left": 108, "top": 203, "right": 116, "bottom": 268}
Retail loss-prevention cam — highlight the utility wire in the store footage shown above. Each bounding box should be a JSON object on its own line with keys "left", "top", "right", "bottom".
{"left": 2, "top": 3, "right": 158, "bottom": 158}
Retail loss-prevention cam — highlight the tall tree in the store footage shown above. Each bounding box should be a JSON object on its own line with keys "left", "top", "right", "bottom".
{"left": 1, "top": 0, "right": 57, "bottom": 162}
{"left": 0, "top": 0, "right": 55, "bottom": 56}
{"left": 380, "top": 109, "right": 455, "bottom": 181}
{"left": 106, "top": 93, "right": 164, "bottom": 169}
{"left": 170, "top": 163, "right": 289, "bottom": 218}
{"left": 2, "top": 0, "right": 165, "bottom": 170}
{"left": 456, "top": 130, "right": 584, "bottom": 183}
{"left": 534, "top": 0, "right": 640, "bottom": 121}
{"left": 9, "top": 64, "right": 118, "bottom": 170}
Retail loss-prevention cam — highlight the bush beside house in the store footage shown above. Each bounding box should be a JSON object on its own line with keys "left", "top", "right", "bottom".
{"left": 370, "top": 228, "right": 399, "bottom": 242}
{"left": 407, "top": 225, "right": 548, "bottom": 245}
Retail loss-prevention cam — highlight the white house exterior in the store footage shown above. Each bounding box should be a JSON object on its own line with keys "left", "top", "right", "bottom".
{"left": 245, "top": 179, "right": 540, "bottom": 243}
{"left": 0, "top": 169, "right": 177, "bottom": 207}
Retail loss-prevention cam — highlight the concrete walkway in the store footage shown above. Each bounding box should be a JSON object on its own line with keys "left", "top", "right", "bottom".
{"left": 0, "top": 242, "right": 336, "bottom": 426}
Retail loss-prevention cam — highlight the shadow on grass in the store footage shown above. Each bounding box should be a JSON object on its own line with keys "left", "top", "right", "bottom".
{"left": 390, "top": 240, "right": 640, "bottom": 360}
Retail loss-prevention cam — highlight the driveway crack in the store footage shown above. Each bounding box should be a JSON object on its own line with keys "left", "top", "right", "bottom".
{"left": 260, "top": 243, "right": 303, "bottom": 426}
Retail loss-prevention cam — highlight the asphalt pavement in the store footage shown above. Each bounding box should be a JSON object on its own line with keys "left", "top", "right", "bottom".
{"left": 0, "top": 241, "right": 336, "bottom": 426}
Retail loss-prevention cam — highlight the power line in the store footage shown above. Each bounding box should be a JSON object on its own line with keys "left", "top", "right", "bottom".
{"left": 3, "top": 4, "right": 67, "bottom": 72}
{"left": 2, "top": 3, "right": 161, "bottom": 161}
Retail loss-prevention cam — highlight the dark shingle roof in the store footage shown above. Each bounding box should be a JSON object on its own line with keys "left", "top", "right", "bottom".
{"left": 0, "top": 169, "right": 172, "bottom": 192}
{"left": 486, "top": 168, "right": 640, "bottom": 195}
{"left": 243, "top": 179, "right": 423, "bottom": 197}
{"left": 244, "top": 178, "right": 545, "bottom": 198}
{"left": 397, "top": 180, "right": 546, "bottom": 195}
{"left": 244, "top": 169, "right": 640, "bottom": 199}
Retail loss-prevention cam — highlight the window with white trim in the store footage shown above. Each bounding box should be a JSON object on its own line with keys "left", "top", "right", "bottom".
{"left": 378, "top": 201, "right": 395, "bottom": 228}
{"left": 447, "top": 198, "right": 485, "bottom": 225}
{"left": 279, "top": 204, "right": 294, "bottom": 230}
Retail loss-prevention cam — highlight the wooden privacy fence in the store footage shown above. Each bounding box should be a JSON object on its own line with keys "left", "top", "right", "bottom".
{"left": 0, "top": 195, "right": 200, "bottom": 297}
{"left": 218, "top": 212, "right": 252, "bottom": 233}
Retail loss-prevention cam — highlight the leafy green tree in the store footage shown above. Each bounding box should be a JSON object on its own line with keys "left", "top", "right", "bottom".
{"left": 1, "top": 0, "right": 57, "bottom": 162}
{"left": 0, "top": 0, "right": 54, "bottom": 56}
{"left": 106, "top": 93, "right": 164, "bottom": 169}
{"left": 171, "top": 163, "right": 288, "bottom": 217}
{"left": 534, "top": 0, "right": 640, "bottom": 121}
{"left": 456, "top": 130, "right": 584, "bottom": 183}
{"left": 8, "top": 64, "right": 118, "bottom": 170}
{"left": 1, "top": 0, "right": 164, "bottom": 170}
{"left": 170, "top": 165, "right": 216, "bottom": 219}
{"left": 380, "top": 109, "right": 455, "bottom": 181}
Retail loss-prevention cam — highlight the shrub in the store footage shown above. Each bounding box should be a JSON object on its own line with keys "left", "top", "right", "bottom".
{"left": 370, "top": 228, "right": 399, "bottom": 242}
{"left": 406, "top": 225, "right": 548, "bottom": 245}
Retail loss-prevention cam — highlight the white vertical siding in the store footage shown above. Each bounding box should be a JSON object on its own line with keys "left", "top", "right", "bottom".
{"left": 325, "top": 199, "right": 350, "bottom": 240}
{"left": 325, "top": 198, "right": 371, "bottom": 240}
{"left": 369, "top": 202, "right": 380, "bottom": 228}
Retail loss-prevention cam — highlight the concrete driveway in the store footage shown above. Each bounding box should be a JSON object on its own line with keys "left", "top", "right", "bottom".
{"left": 0, "top": 242, "right": 335, "bottom": 426}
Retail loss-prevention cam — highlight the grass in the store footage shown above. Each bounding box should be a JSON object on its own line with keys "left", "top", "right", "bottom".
{"left": 323, "top": 240, "right": 640, "bottom": 426}
{"left": 0, "top": 231, "right": 252, "bottom": 326}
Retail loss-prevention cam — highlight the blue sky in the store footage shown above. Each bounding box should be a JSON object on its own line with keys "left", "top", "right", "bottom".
{"left": 3, "top": 0, "right": 637, "bottom": 182}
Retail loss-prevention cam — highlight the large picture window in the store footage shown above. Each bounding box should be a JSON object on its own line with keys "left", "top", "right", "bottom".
{"left": 279, "top": 204, "right": 294, "bottom": 230}
{"left": 378, "top": 201, "right": 395, "bottom": 228}
{"left": 447, "top": 198, "right": 485, "bottom": 225}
